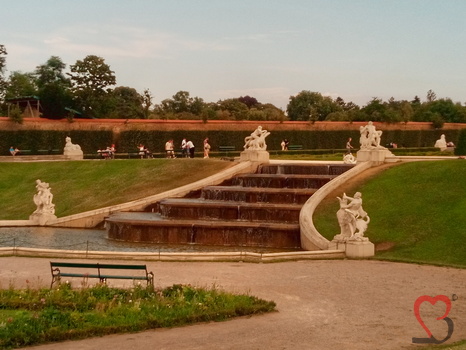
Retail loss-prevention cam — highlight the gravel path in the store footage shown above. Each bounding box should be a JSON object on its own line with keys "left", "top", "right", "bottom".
{"left": 1, "top": 257, "right": 465, "bottom": 349}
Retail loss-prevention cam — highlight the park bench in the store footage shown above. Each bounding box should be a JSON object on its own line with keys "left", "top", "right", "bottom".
{"left": 17, "top": 150, "right": 31, "bottom": 155}
{"left": 219, "top": 146, "right": 235, "bottom": 153}
{"left": 50, "top": 261, "right": 154, "bottom": 288}
{"left": 288, "top": 145, "right": 303, "bottom": 150}
{"left": 38, "top": 149, "right": 60, "bottom": 155}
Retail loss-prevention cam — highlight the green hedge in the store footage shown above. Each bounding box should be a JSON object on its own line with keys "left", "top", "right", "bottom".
{"left": 0, "top": 130, "right": 113, "bottom": 155}
{"left": 118, "top": 129, "right": 461, "bottom": 153}
{"left": 0, "top": 129, "right": 460, "bottom": 156}
{"left": 454, "top": 129, "right": 466, "bottom": 156}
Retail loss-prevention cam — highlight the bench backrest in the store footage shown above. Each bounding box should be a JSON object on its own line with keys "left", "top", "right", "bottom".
{"left": 50, "top": 262, "right": 148, "bottom": 271}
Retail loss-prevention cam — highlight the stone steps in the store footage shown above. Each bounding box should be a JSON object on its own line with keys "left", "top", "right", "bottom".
{"left": 107, "top": 212, "right": 301, "bottom": 248}
{"left": 158, "top": 198, "right": 302, "bottom": 223}
{"left": 201, "top": 185, "right": 317, "bottom": 204}
{"left": 106, "top": 163, "right": 355, "bottom": 249}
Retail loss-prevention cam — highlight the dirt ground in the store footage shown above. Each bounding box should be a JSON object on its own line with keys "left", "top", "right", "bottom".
{"left": 1, "top": 256, "right": 465, "bottom": 350}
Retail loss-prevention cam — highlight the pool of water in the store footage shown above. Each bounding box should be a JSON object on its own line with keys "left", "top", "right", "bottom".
{"left": 0, "top": 227, "right": 298, "bottom": 254}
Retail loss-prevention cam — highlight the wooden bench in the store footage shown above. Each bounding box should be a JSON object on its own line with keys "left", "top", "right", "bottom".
{"left": 288, "top": 145, "right": 303, "bottom": 150}
{"left": 38, "top": 149, "right": 60, "bottom": 155}
{"left": 50, "top": 262, "right": 154, "bottom": 288}
{"left": 18, "top": 150, "right": 31, "bottom": 155}
{"left": 219, "top": 146, "right": 235, "bottom": 153}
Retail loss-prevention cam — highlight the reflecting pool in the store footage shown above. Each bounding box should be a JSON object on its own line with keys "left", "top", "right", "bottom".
{"left": 0, "top": 227, "right": 297, "bottom": 254}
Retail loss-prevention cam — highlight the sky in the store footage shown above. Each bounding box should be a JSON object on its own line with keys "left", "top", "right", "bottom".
{"left": 2, "top": 0, "right": 466, "bottom": 110}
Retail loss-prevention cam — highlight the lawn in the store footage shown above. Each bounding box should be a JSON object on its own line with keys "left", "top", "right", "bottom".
{"left": 0, "top": 159, "right": 234, "bottom": 220}
{"left": 313, "top": 160, "right": 466, "bottom": 267}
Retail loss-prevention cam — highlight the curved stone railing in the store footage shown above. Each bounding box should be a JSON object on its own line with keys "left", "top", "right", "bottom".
{"left": 0, "top": 246, "right": 345, "bottom": 263}
{"left": 299, "top": 162, "right": 373, "bottom": 251}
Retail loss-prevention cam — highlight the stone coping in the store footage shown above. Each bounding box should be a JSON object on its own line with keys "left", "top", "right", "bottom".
{"left": 0, "top": 247, "right": 345, "bottom": 262}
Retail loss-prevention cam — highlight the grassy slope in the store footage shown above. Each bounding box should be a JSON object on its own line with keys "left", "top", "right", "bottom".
{"left": 0, "top": 159, "right": 233, "bottom": 220}
{"left": 314, "top": 160, "right": 466, "bottom": 267}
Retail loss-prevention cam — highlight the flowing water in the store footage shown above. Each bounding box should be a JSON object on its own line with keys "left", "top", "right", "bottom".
{"left": 0, "top": 227, "right": 292, "bottom": 253}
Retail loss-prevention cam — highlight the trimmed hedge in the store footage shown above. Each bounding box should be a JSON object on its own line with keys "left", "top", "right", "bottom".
{"left": 454, "top": 129, "right": 466, "bottom": 156}
{"left": 0, "top": 129, "right": 460, "bottom": 155}
{"left": 0, "top": 130, "right": 113, "bottom": 155}
{"left": 118, "top": 129, "right": 461, "bottom": 153}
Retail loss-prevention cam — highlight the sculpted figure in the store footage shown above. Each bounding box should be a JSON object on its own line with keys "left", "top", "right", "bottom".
{"left": 343, "top": 153, "right": 357, "bottom": 164}
{"left": 359, "top": 121, "right": 383, "bottom": 149}
{"left": 64, "top": 136, "right": 82, "bottom": 152}
{"left": 243, "top": 126, "right": 270, "bottom": 151}
{"left": 334, "top": 192, "right": 370, "bottom": 241}
{"left": 33, "top": 179, "right": 55, "bottom": 215}
{"left": 434, "top": 134, "right": 447, "bottom": 150}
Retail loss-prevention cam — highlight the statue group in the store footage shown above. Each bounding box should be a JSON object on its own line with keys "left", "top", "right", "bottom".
{"left": 243, "top": 126, "right": 270, "bottom": 151}
{"left": 32, "top": 179, "right": 55, "bottom": 215}
{"left": 333, "top": 192, "right": 370, "bottom": 242}
{"left": 359, "top": 121, "right": 383, "bottom": 149}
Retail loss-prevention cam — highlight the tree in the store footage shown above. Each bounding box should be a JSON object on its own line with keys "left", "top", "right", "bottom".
{"left": 157, "top": 91, "right": 206, "bottom": 118}
{"left": 426, "top": 89, "right": 437, "bottom": 102}
{"left": 142, "top": 88, "right": 153, "bottom": 119}
{"left": 360, "top": 98, "right": 387, "bottom": 121}
{"left": 217, "top": 98, "right": 249, "bottom": 120}
{"left": 35, "top": 56, "right": 72, "bottom": 118}
{"left": 5, "top": 71, "right": 37, "bottom": 99}
{"left": 68, "top": 55, "right": 116, "bottom": 118}
{"left": 286, "top": 91, "right": 341, "bottom": 121}
{"left": 238, "top": 95, "right": 258, "bottom": 108}
{"left": 106, "top": 86, "right": 144, "bottom": 119}
{"left": 0, "top": 45, "right": 7, "bottom": 101}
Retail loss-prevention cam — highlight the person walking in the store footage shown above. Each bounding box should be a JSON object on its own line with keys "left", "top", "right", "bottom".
{"left": 186, "top": 140, "right": 195, "bottom": 158}
{"left": 165, "top": 139, "right": 175, "bottom": 158}
{"left": 203, "top": 138, "right": 211, "bottom": 158}
{"left": 181, "top": 138, "right": 188, "bottom": 158}
{"left": 346, "top": 137, "right": 354, "bottom": 154}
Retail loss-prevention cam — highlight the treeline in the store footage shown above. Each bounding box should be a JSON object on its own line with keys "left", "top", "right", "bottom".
{"left": 0, "top": 45, "right": 465, "bottom": 126}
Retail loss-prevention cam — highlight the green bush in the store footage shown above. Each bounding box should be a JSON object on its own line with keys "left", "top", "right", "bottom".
{"left": 454, "top": 129, "right": 466, "bottom": 156}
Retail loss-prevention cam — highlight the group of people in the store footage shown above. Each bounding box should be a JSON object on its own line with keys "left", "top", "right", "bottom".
{"left": 97, "top": 144, "right": 116, "bottom": 159}
{"left": 180, "top": 138, "right": 211, "bottom": 158}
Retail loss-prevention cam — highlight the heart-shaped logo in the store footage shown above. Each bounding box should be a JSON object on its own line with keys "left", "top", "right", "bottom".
{"left": 412, "top": 295, "right": 454, "bottom": 344}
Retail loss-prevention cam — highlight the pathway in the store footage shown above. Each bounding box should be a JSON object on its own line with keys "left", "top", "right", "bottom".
{"left": 1, "top": 257, "right": 465, "bottom": 349}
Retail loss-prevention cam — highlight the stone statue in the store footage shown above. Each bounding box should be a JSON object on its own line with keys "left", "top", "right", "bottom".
{"left": 32, "top": 180, "right": 55, "bottom": 215}
{"left": 30, "top": 179, "right": 57, "bottom": 225}
{"left": 343, "top": 153, "right": 357, "bottom": 164}
{"left": 64, "top": 136, "right": 81, "bottom": 152}
{"left": 359, "top": 121, "right": 383, "bottom": 149}
{"left": 63, "top": 136, "right": 84, "bottom": 159}
{"left": 333, "top": 192, "right": 370, "bottom": 242}
{"left": 243, "top": 126, "right": 270, "bottom": 151}
{"left": 434, "top": 134, "right": 447, "bottom": 150}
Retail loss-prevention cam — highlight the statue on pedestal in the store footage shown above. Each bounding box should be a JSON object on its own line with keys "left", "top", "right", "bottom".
{"left": 434, "top": 134, "right": 447, "bottom": 150}
{"left": 333, "top": 192, "right": 370, "bottom": 242}
{"left": 63, "top": 136, "right": 84, "bottom": 159}
{"left": 30, "top": 179, "right": 57, "bottom": 225}
{"left": 359, "top": 121, "right": 383, "bottom": 149}
{"left": 243, "top": 126, "right": 270, "bottom": 151}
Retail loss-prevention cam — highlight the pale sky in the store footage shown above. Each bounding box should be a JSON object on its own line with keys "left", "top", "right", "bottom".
{"left": 2, "top": 0, "right": 466, "bottom": 110}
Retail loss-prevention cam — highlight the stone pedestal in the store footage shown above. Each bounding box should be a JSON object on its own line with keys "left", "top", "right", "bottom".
{"left": 63, "top": 149, "right": 84, "bottom": 160}
{"left": 29, "top": 213, "right": 57, "bottom": 226}
{"left": 345, "top": 241, "right": 375, "bottom": 258}
{"left": 357, "top": 148, "right": 394, "bottom": 165}
{"left": 240, "top": 150, "right": 269, "bottom": 163}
